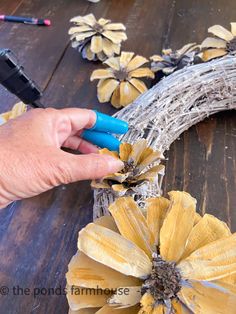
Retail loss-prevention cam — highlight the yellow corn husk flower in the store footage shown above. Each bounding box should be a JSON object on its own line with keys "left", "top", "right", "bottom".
{"left": 66, "top": 191, "right": 236, "bottom": 314}
{"left": 0, "top": 102, "right": 27, "bottom": 125}
{"left": 69, "top": 14, "right": 127, "bottom": 61}
{"left": 200, "top": 23, "right": 236, "bottom": 61}
{"left": 90, "top": 52, "right": 155, "bottom": 108}
{"left": 150, "top": 43, "right": 198, "bottom": 75}
{"left": 91, "top": 139, "right": 164, "bottom": 196}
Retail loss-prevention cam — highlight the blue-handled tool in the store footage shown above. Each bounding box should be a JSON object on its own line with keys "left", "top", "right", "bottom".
{"left": 81, "top": 110, "right": 128, "bottom": 151}
{"left": 0, "top": 49, "right": 128, "bottom": 151}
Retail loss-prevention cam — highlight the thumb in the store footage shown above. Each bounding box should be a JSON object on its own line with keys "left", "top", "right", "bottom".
{"left": 52, "top": 150, "right": 124, "bottom": 184}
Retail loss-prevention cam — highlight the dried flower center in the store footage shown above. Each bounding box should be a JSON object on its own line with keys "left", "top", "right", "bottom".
{"left": 114, "top": 69, "right": 128, "bottom": 81}
{"left": 227, "top": 37, "right": 236, "bottom": 52}
{"left": 92, "top": 23, "right": 104, "bottom": 34}
{"left": 121, "top": 160, "right": 136, "bottom": 174}
{"left": 141, "top": 254, "right": 182, "bottom": 305}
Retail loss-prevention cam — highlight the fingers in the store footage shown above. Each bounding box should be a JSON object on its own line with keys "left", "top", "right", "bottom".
{"left": 58, "top": 108, "right": 97, "bottom": 131}
{"left": 62, "top": 136, "right": 99, "bottom": 154}
{"left": 52, "top": 150, "right": 124, "bottom": 184}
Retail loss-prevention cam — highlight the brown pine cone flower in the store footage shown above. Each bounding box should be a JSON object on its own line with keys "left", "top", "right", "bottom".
{"left": 91, "top": 139, "right": 164, "bottom": 196}
{"left": 69, "top": 14, "right": 127, "bottom": 61}
{"left": 200, "top": 23, "right": 236, "bottom": 61}
{"left": 90, "top": 52, "right": 155, "bottom": 108}
{"left": 66, "top": 191, "right": 236, "bottom": 313}
{"left": 0, "top": 102, "right": 27, "bottom": 126}
{"left": 150, "top": 43, "right": 198, "bottom": 75}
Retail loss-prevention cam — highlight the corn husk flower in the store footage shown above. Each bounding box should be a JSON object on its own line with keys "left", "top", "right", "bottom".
{"left": 69, "top": 14, "right": 127, "bottom": 61}
{"left": 200, "top": 23, "right": 236, "bottom": 61}
{"left": 150, "top": 43, "right": 198, "bottom": 75}
{"left": 0, "top": 102, "right": 27, "bottom": 126}
{"left": 91, "top": 140, "right": 164, "bottom": 196}
{"left": 66, "top": 191, "right": 236, "bottom": 313}
{"left": 90, "top": 52, "right": 155, "bottom": 108}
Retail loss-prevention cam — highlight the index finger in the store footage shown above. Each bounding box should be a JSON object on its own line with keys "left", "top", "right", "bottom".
{"left": 59, "top": 108, "right": 97, "bottom": 132}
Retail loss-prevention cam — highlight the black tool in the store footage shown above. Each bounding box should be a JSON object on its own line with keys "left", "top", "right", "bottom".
{"left": 0, "top": 49, "right": 44, "bottom": 108}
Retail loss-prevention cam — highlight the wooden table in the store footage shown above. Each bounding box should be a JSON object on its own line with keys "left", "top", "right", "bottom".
{"left": 0, "top": 0, "right": 235, "bottom": 313}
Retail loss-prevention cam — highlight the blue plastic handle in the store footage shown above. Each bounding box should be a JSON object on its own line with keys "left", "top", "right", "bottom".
{"left": 82, "top": 129, "right": 121, "bottom": 151}
{"left": 91, "top": 111, "right": 129, "bottom": 134}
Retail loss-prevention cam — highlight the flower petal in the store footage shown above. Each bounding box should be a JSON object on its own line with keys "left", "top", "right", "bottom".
{"left": 126, "top": 56, "right": 149, "bottom": 72}
{"left": 96, "top": 305, "right": 139, "bottom": 313}
{"left": 181, "top": 213, "right": 231, "bottom": 260}
{"left": 119, "top": 143, "right": 132, "bottom": 162}
{"left": 194, "top": 212, "right": 202, "bottom": 225}
{"left": 103, "top": 31, "right": 127, "bottom": 44}
{"left": 179, "top": 233, "right": 236, "bottom": 281}
{"left": 119, "top": 52, "right": 135, "bottom": 68}
{"left": 179, "top": 280, "right": 236, "bottom": 313}
{"left": 94, "top": 215, "right": 119, "bottom": 232}
{"left": 208, "top": 24, "right": 234, "bottom": 41}
{"left": 219, "top": 273, "right": 236, "bottom": 286}
{"left": 146, "top": 197, "right": 170, "bottom": 246}
{"left": 139, "top": 293, "right": 155, "bottom": 313}
{"left": 139, "top": 294, "right": 166, "bottom": 313}
{"left": 91, "top": 36, "right": 103, "bottom": 53}
{"left": 78, "top": 223, "right": 152, "bottom": 278}
{"left": 129, "top": 139, "right": 148, "bottom": 165}
{"left": 99, "top": 148, "right": 119, "bottom": 159}
{"left": 129, "top": 68, "right": 154, "bottom": 79}
{"left": 112, "top": 184, "right": 128, "bottom": 195}
{"left": 91, "top": 69, "right": 115, "bottom": 81}
{"left": 108, "top": 286, "right": 141, "bottom": 308}
{"left": 150, "top": 55, "right": 164, "bottom": 62}
{"left": 82, "top": 45, "right": 95, "bottom": 61}
{"left": 97, "top": 18, "right": 110, "bottom": 26}
{"left": 231, "top": 22, "right": 236, "bottom": 36}
{"left": 201, "top": 37, "right": 227, "bottom": 49}
{"left": 177, "top": 42, "right": 197, "bottom": 55}
{"left": 137, "top": 147, "right": 163, "bottom": 171}
{"left": 81, "top": 14, "right": 97, "bottom": 27}
{"left": 8, "top": 102, "right": 27, "bottom": 119}
{"left": 109, "top": 197, "right": 154, "bottom": 258}
{"left": 134, "top": 165, "right": 165, "bottom": 183}
{"left": 97, "top": 79, "right": 120, "bottom": 103}
{"left": 104, "top": 23, "right": 126, "bottom": 31}
{"left": 66, "top": 251, "right": 140, "bottom": 289}
{"left": 119, "top": 82, "right": 141, "bottom": 107}
{"left": 69, "top": 307, "right": 98, "bottom": 314}
{"left": 111, "top": 86, "right": 123, "bottom": 108}
{"left": 129, "top": 79, "right": 147, "bottom": 94}
{"left": 104, "top": 172, "right": 129, "bottom": 183}
{"left": 171, "top": 299, "right": 191, "bottom": 313}
{"left": 97, "top": 51, "right": 107, "bottom": 62}
{"left": 102, "top": 39, "right": 120, "bottom": 57}
{"left": 104, "top": 57, "right": 120, "bottom": 70}
{"left": 75, "top": 31, "right": 96, "bottom": 42}
{"left": 160, "top": 191, "right": 197, "bottom": 262}
{"left": 67, "top": 285, "right": 109, "bottom": 311}
{"left": 69, "top": 26, "right": 93, "bottom": 35}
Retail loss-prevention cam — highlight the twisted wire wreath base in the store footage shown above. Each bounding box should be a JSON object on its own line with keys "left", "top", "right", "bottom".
{"left": 93, "top": 56, "right": 236, "bottom": 219}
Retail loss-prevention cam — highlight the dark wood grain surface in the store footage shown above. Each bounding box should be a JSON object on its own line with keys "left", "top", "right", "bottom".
{"left": 0, "top": 1, "right": 235, "bottom": 313}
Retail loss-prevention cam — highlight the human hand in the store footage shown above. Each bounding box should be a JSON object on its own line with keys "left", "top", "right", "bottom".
{"left": 0, "top": 108, "right": 124, "bottom": 208}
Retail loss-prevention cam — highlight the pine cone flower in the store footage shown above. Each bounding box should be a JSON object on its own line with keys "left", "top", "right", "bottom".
{"left": 150, "top": 43, "right": 198, "bottom": 75}
{"left": 66, "top": 191, "right": 236, "bottom": 313}
{"left": 200, "top": 23, "right": 236, "bottom": 61}
{"left": 0, "top": 102, "right": 27, "bottom": 126}
{"left": 91, "top": 139, "right": 164, "bottom": 196}
{"left": 90, "top": 52, "right": 155, "bottom": 108}
{"left": 69, "top": 14, "right": 127, "bottom": 61}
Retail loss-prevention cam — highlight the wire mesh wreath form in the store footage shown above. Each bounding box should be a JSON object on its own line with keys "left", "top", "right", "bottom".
{"left": 93, "top": 55, "right": 236, "bottom": 219}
